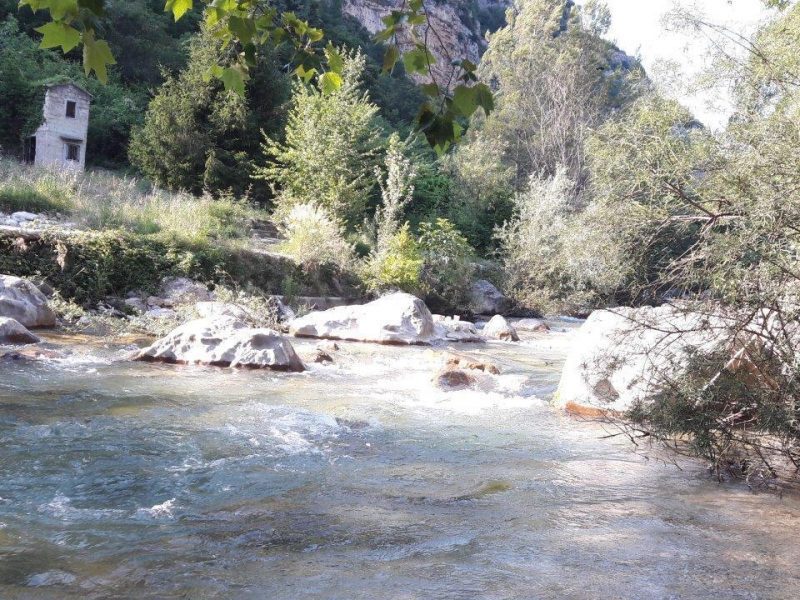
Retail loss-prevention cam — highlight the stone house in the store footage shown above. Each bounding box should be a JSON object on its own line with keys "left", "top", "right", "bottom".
{"left": 23, "top": 82, "right": 91, "bottom": 171}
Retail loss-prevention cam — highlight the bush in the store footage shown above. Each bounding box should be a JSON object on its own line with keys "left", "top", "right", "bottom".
{"left": 495, "top": 167, "right": 624, "bottom": 314}
{"left": 418, "top": 218, "right": 475, "bottom": 312}
{"left": 0, "top": 229, "right": 222, "bottom": 303}
{"left": 256, "top": 50, "right": 383, "bottom": 227}
{"left": 277, "top": 202, "right": 355, "bottom": 270}
{"left": 129, "top": 28, "right": 288, "bottom": 200}
{"left": 362, "top": 223, "right": 422, "bottom": 293}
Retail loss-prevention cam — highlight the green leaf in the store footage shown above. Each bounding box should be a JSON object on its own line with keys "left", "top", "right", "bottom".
{"left": 382, "top": 45, "right": 400, "bottom": 73}
{"left": 220, "top": 65, "right": 247, "bottom": 96}
{"left": 46, "top": 0, "right": 78, "bottom": 20}
{"left": 306, "top": 27, "right": 323, "bottom": 42}
{"left": 294, "top": 64, "right": 316, "bottom": 83}
{"left": 35, "top": 21, "right": 81, "bottom": 53}
{"left": 164, "top": 0, "right": 192, "bottom": 21}
{"left": 203, "top": 64, "right": 223, "bottom": 83}
{"left": 325, "top": 42, "right": 344, "bottom": 74}
{"left": 420, "top": 82, "right": 439, "bottom": 97}
{"left": 403, "top": 46, "right": 436, "bottom": 75}
{"left": 82, "top": 28, "right": 116, "bottom": 82}
{"left": 473, "top": 83, "right": 494, "bottom": 116}
{"left": 409, "top": 0, "right": 423, "bottom": 11}
{"left": 228, "top": 15, "right": 254, "bottom": 45}
{"left": 319, "top": 71, "right": 342, "bottom": 95}
{"left": 451, "top": 85, "right": 477, "bottom": 117}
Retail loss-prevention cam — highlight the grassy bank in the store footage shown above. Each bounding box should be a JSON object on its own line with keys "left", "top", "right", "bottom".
{"left": 0, "top": 160, "right": 360, "bottom": 303}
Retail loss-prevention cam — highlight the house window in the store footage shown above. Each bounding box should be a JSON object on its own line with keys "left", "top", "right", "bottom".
{"left": 66, "top": 143, "right": 80, "bottom": 162}
{"left": 66, "top": 100, "right": 76, "bottom": 118}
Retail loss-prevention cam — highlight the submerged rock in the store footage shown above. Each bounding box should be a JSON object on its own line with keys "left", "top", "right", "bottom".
{"left": 432, "top": 315, "right": 483, "bottom": 343}
{"left": 468, "top": 280, "right": 510, "bottom": 316}
{"left": 555, "top": 306, "right": 730, "bottom": 414}
{"left": 0, "top": 317, "right": 40, "bottom": 345}
{"left": 313, "top": 349, "right": 334, "bottom": 364}
{"left": 443, "top": 352, "right": 501, "bottom": 375}
{"left": 433, "top": 366, "right": 477, "bottom": 390}
{"left": 0, "top": 275, "right": 56, "bottom": 328}
{"left": 135, "top": 316, "right": 304, "bottom": 371}
{"left": 289, "top": 292, "right": 434, "bottom": 345}
{"left": 512, "top": 318, "right": 550, "bottom": 333}
{"left": 482, "top": 315, "right": 519, "bottom": 341}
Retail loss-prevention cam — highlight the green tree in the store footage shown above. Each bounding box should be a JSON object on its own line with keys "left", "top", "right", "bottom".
{"left": 471, "top": 0, "right": 646, "bottom": 188}
{"left": 256, "top": 50, "right": 383, "bottom": 226}
{"left": 129, "top": 28, "right": 289, "bottom": 199}
{"left": 17, "top": 0, "right": 494, "bottom": 151}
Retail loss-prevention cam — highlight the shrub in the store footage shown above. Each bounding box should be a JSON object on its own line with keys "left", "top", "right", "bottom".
{"left": 256, "top": 50, "right": 383, "bottom": 227}
{"left": 277, "top": 202, "right": 354, "bottom": 270}
{"left": 362, "top": 223, "right": 423, "bottom": 293}
{"left": 418, "top": 218, "right": 475, "bottom": 312}
{"left": 495, "top": 167, "right": 626, "bottom": 314}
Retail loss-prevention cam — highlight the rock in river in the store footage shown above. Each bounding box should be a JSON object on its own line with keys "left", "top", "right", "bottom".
{"left": 468, "top": 280, "right": 510, "bottom": 316}
{"left": 289, "top": 292, "right": 435, "bottom": 345}
{"left": 555, "top": 306, "right": 731, "bottom": 414}
{"left": 432, "top": 315, "right": 483, "bottom": 343}
{"left": 482, "top": 315, "right": 519, "bottom": 341}
{"left": 0, "top": 317, "right": 41, "bottom": 345}
{"left": 0, "top": 275, "right": 56, "bottom": 328}
{"left": 135, "top": 316, "right": 304, "bottom": 371}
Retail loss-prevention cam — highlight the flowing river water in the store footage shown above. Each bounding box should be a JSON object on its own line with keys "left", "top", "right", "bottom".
{"left": 1, "top": 322, "right": 799, "bottom": 599}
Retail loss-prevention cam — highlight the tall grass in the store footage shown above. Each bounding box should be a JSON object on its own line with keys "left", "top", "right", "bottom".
{"left": 0, "top": 158, "right": 261, "bottom": 246}
{"left": 0, "top": 160, "right": 74, "bottom": 214}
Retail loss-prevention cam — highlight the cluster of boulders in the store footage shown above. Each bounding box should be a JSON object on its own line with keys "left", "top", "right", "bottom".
{"left": 0, "top": 272, "right": 549, "bottom": 395}
{"left": 1, "top": 211, "right": 72, "bottom": 230}
{"left": 0, "top": 275, "right": 56, "bottom": 344}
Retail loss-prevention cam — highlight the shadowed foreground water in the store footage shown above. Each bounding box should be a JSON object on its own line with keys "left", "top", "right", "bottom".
{"left": 1, "top": 324, "right": 799, "bottom": 599}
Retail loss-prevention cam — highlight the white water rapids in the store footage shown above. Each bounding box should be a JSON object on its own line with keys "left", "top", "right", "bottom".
{"left": 1, "top": 322, "right": 799, "bottom": 598}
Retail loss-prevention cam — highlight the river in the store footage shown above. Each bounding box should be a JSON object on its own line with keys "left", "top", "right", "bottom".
{"left": 1, "top": 322, "right": 799, "bottom": 599}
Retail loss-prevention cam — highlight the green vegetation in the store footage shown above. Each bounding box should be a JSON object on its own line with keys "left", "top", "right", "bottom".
{"left": 0, "top": 159, "right": 256, "bottom": 244}
{"left": 128, "top": 28, "right": 289, "bottom": 201}
{"left": 256, "top": 51, "right": 383, "bottom": 224}
{"left": 14, "top": 0, "right": 494, "bottom": 152}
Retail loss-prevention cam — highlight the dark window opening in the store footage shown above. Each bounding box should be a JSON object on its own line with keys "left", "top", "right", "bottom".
{"left": 66, "top": 143, "right": 80, "bottom": 161}
{"left": 23, "top": 136, "right": 36, "bottom": 164}
{"left": 66, "top": 101, "right": 76, "bottom": 118}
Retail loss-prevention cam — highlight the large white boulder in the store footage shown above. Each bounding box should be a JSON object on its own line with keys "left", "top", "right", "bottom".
{"left": 468, "top": 280, "right": 510, "bottom": 315}
{"left": 482, "top": 315, "right": 519, "bottom": 341}
{"left": 135, "top": 316, "right": 304, "bottom": 371}
{"left": 0, "top": 317, "right": 40, "bottom": 345}
{"left": 555, "top": 306, "right": 728, "bottom": 414}
{"left": 289, "top": 292, "right": 434, "bottom": 345}
{"left": 0, "top": 275, "right": 56, "bottom": 328}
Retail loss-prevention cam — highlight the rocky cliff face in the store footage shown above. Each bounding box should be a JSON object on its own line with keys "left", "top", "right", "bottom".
{"left": 343, "top": 0, "right": 508, "bottom": 86}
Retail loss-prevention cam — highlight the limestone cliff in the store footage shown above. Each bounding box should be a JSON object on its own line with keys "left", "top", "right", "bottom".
{"left": 342, "top": 0, "right": 508, "bottom": 86}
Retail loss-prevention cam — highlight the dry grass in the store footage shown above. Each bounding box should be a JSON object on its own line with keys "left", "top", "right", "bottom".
{"left": 0, "top": 158, "right": 264, "bottom": 246}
